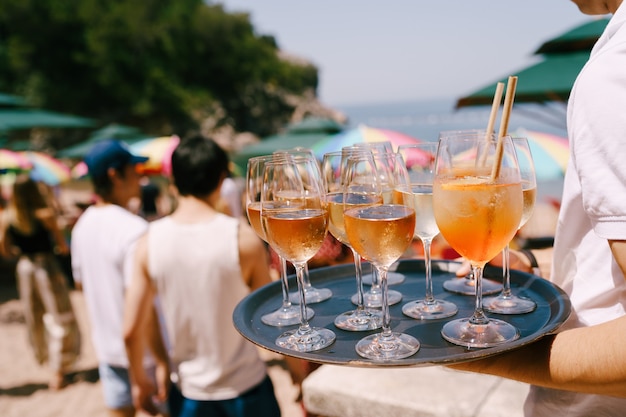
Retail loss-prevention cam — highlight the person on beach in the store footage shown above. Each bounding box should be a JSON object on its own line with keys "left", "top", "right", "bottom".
{"left": 123, "top": 135, "right": 281, "bottom": 417}
{"left": 71, "top": 140, "right": 168, "bottom": 417}
{"left": 0, "top": 175, "right": 80, "bottom": 390}
{"left": 450, "top": 0, "right": 626, "bottom": 415}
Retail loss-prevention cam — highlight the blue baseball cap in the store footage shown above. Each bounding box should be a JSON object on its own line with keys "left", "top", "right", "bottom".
{"left": 84, "top": 139, "right": 149, "bottom": 178}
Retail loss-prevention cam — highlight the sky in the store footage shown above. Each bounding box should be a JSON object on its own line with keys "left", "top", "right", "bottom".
{"left": 217, "top": 0, "right": 600, "bottom": 108}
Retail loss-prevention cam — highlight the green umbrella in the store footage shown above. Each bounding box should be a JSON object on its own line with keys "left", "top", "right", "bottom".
{"left": 56, "top": 123, "right": 150, "bottom": 158}
{"left": 0, "top": 108, "right": 95, "bottom": 130}
{"left": 230, "top": 117, "right": 345, "bottom": 173}
{"left": 456, "top": 18, "right": 606, "bottom": 109}
{"left": 456, "top": 52, "right": 590, "bottom": 108}
{"left": 534, "top": 18, "right": 609, "bottom": 54}
{"left": 231, "top": 132, "right": 333, "bottom": 173}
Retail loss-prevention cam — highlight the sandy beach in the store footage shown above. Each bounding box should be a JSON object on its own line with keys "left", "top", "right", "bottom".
{"left": 0, "top": 270, "right": 304, "bottom": 417}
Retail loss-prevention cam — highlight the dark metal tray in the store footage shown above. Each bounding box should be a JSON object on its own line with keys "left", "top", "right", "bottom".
{"left": 233, "top": 259, "right": 570, "bottom": 367}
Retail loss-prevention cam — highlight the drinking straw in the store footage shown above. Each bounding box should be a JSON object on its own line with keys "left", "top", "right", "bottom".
{"left": 479, "top": 82, "right": 505, "bottom": 166}
{"left": 491, "top": 76, "right": 518, "bottom": 181}
{"left": 486, "top": 82, "right": 505, "bottom": 141}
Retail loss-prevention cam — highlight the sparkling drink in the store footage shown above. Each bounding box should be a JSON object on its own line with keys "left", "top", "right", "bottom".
{"left": 397, "top": 185, "right": 438, "bottom": 240}
{"left": 344, "top": 204, "right": 415, "bottom": 267}
{"left": 246, "top": 202, "right": 266, "bottom": 241}
{"left": 327, "top": 192, "right": 382, "bottom": 245}
{"left": 263, "top": 209, "right": 328, "bottom": 264}
{"left": 433, "top": 176, "right": 522, "bottom": 265}
{"left": 520, "top": 184, "right": 537, "bottom": 228}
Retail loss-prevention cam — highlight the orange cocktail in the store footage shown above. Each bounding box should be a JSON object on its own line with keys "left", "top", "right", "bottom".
{"left": 433, "top": 174, "right": 522, "bottom": 266}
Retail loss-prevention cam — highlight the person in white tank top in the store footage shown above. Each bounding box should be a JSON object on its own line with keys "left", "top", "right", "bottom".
{"left": 449, "top": 1, "right": 626, "bottom": 415}
{"left": 123, "top": 135, "right": 281, "bottom": 417}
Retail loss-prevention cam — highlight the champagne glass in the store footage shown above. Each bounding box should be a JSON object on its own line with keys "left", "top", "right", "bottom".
{"left": 261, "top": 158, "right": 335, "bottom": 352}
{"left": 246, "top": 155, "right": 314, "bottom": 326}
{"left": 397, "top": 143, "right": 458, "bottom": 320}
{"left": 350, "top": 150, "right": 406, "bottom": 308}
{"left": 352, "top": 143, "right": 406, "bottom": 287}
{"left": 433, "top": 135, "right": 523, "bottom": 348}
{"left": 344, "top": 164, "right": 420, "bottom": 360}
{"left": 484, "top": 137, "right": 537, "bottom": 314}
{"left": 274, "top": 148, "right": 333, "bottom": 305}
{"left": 438, "top": 130, "right": 503, "bottom": 296}
{"left": 322, "top": 151, "right": 383, "bottom": 331}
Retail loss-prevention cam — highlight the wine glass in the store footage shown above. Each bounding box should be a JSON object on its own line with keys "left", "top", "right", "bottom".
{"left": 349, "top": 150, "right": 406, "bottom": 308}
{"left": 322, "top": 150, "right": 383, "bottom": 331}
{"left": 484, "top": 137, "right": 537, "bottom": 314}
{"left": 246, "top": 155, "right": 314, "bottom": 326}
{"left": 438, "top": 130, "right": 503, "bottom": 296}
{"left": 344, "top": 161, "right": 420, "bottom": 360}
{"left": 274, "top": 148, "right": 333, "bottom": 305}
{"left": 397, "top": 142, "right": 458, "bottom": 320}
{"left": 261, "top": 158, "right": 336, "bottom": 352}
{"left": 352, "top": 143, "right": 406, "bottom": 287}
{"left": 433, "top": 134, "right": 523, "bottom": 348}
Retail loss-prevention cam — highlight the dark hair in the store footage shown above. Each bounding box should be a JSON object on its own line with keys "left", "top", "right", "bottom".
{"left": 90, "top": 162, "right": 131, "bottom": 198}
{"left": 171, "top": 135, "right": 229, "bottom": 197}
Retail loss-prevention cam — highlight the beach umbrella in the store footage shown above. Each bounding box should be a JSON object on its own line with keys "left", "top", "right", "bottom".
{"left": 230, "top": 117, "right": 346, "bottom": 173}
{"left": 129, "top": 135, "right": 180, "bottom": 175}
{"left": 514, "top": 128, "right": 569, "bottom": 181}
{"left": 57, "top": 123, "right": 150, "bottom": 159}
{"left": 0, "top": 149, "right": 32, "bottom": 171}
{"left": 20, "top": 151, "right": 72, "bottom": 186}
{"left": 311, "top": 125, "right": 422, "bottom": 159}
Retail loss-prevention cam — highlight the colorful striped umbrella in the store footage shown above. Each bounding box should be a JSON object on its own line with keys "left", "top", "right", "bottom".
{"left": 514, "top": 128, "right": 569, "bottom": 181}
{"left": 20, "top": 151, "right": 72, "bottom": 186}
{"left": 311, "top": 125, "right": 421, "bottom": 159}
{"left": 129, "top": 135, "right": 180, "bottom": 175}
{"left": 0, "top": 149, "right": 32, "bottom": 172}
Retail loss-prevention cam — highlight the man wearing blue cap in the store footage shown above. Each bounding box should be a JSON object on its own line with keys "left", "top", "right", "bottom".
{"left": 71, "top": 140, "right": 168, "bottom": 417}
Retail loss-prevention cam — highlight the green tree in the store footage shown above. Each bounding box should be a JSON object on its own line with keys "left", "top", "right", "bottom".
{"left": 0, "top": 0, "right": 318, "bottom": 146}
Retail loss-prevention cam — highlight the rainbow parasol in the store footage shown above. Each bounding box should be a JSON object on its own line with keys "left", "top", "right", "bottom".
{"left": 312, "top": 125, "right": 421, "bottom": 159}
{"left": 20, "top": 151, "right": 72, "bottom": 186}
{"left": 129, "top": 135, "right": 180, "bottom": 175}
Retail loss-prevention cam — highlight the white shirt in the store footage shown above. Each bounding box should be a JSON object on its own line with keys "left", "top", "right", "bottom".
{"left": 147, "top": 214, "right": 266, "bottom": 401}
{"left": 71, "top": 204, "right": 148, "bottom": 367}
{"left": 525, "top": 5, "right": 626, "bottom": 416}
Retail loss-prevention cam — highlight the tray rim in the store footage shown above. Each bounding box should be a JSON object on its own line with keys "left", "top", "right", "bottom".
{"left": 233, "top": 259, "right": 571, "bottom": 367}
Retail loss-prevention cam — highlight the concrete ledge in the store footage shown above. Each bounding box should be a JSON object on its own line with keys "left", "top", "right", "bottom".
{"left": 302, "top": 365, "right": 529, "bottom": 417}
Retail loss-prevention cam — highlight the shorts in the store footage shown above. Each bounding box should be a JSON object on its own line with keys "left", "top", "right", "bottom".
{"left": 98, "top": 363, "right": 133, "bottom": 410}
{"left": 99, "top": 363, "right": 170, "bottom": 413}
{"left": 168, "top": 375, "right": 281, "bottom": 417}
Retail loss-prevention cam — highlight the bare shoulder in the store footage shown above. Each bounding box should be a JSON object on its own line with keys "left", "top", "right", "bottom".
{"left": 237, "top": 219, "right": 265, "bottom": 255}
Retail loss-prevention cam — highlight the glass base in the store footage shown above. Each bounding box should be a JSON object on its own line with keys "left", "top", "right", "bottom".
{"left": 402, "top": 299, "right": 458, "bottom": 320}
{"left": 289, "top": 286, "right": 333, "bottom": 304}
{"left": 484, "top": 294, "right": 537, "bottom": 315}
{"left": 275, "top": 327, "right": 336, "bottom": 352}
{"left": 355, "top": 331, "right": 420, "bottom": 360}
{"left": 334, "top": 309, "right": 383, "bottom": 331}
{"left": 261, "top": 305, "right": 314, "bottom": 327}
{"left": 442, "top": 276, "right": 502, "bottom": 296}
{"left": 441, "top": 317, "right": 520, "bottom": 348}
{"left": 352, "top": 289, "right": 402, "bottom": 308}
{"left": 361, "top": 271, "right": 405, "bottom": 286}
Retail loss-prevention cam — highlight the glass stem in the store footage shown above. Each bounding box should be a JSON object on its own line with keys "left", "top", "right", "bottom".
{"left": 379, "top": 266, "right": 392, "bottom": 338}
{"left": 469, "top": 265, "right": 489, "bottom": 325}
{"left": 422, "top": 238, "right": 435, "bottom": 304}
{"left": 501, "top": 244, "right": 512, "bottom": 298}
{"left": 352, "top": 248, "right": 365, "bottom": 311}
{"left": 302, "top": 263, "right": 313, "bottom": 291}
{"left": 370, "top": 265, "right": 381, "bottom": 296}
{"left": 294, "top": 263, "right": 312, "bottom": 334}
{"left": 279, "top": 256, "right": 293, "bottom": 310}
